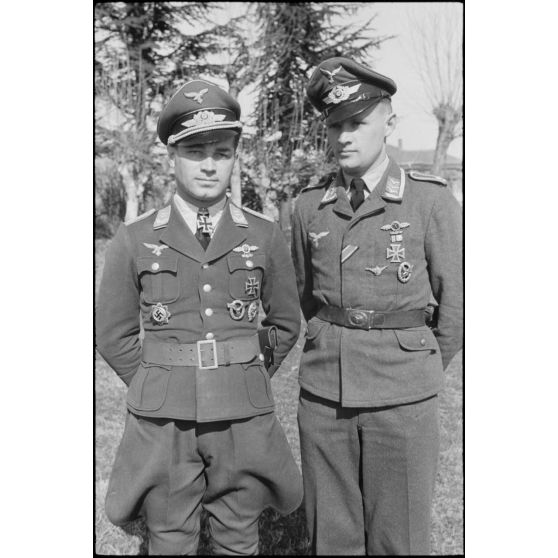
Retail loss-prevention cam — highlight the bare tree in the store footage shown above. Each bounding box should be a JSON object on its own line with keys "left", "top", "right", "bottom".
{"left": 406, "top": 4, "right": 463, "bottom": 175}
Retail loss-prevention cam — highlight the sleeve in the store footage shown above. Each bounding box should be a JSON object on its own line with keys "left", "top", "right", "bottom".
{"left": 95, "top": 224, "right": 142, "bottom": 386}
{"left": 290, "top": 200, "right": 319, "bottom": 322}
{"left": 424, "top": 189, "right": 463, "bottom": 369}
{"left": 259, "top": 223, "right": 301, "bottom": 378}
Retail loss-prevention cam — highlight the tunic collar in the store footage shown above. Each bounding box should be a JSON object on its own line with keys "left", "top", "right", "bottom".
{"left": 173, "top": 193, "right": 227, "bottom": 236}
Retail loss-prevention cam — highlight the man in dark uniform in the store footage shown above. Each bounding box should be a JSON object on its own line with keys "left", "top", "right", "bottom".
{"left": 96, "top": 79, "right": 303, "bottom": 555}
{"left": 291, "top": 57, "right": 463, "bottom": 555}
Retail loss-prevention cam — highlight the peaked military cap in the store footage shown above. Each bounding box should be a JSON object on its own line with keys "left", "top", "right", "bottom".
{"left": 157, "top": 79, "right": 242, "bottom": 145}
{"left": 307, "top": 57, "right": 397, "bottom": 124}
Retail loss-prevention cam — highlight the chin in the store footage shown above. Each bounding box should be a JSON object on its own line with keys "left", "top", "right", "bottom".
{"left": 339, "top": 162, "right": 363, "bottom": 175}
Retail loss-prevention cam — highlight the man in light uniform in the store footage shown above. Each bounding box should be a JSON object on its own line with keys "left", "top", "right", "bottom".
{"left": 96, "top": 79, "right": 303, "bottom": 555}
{"left": 291, "top": 57, "right": 463, "bottom": 555}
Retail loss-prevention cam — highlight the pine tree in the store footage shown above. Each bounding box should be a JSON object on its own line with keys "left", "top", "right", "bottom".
{"left": 95, "top": 2, "right": 238, "bottom": 231}
{"left": 249, "top": 2, "right": 391, "bottom": 226}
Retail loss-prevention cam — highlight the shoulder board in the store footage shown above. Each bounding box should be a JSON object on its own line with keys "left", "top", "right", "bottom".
{"left": 125, "top": 208, "right": 155, "bottom": 226}
{"left": 408, "top": 170, "right": 447, "bottom": 186}
{"left": 242, "top": 206, "right": 275, "bottom": 223}
{"left": 301, "top": 172, "right": 336, "bottom": 193}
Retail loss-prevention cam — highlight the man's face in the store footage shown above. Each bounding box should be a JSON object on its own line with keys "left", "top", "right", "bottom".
{"left": 326, "top": 103, "right": 395, "bottom": 177}
{"left": 168, "top": 135, "right": 237, "bottom": 206}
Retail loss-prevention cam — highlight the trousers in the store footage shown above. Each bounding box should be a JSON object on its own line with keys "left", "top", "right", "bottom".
{"left": 298, "top": 390, "right": 440, "bottom": 555}
{"left": 105, "top": 411, "right": 303, "bottom": 555}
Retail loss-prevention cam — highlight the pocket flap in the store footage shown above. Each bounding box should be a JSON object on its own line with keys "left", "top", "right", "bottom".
{"left": 227, "top": 254, "right": 266, "bottom": 272}
{"left": 137, "top": 256, "right": 178, "bottom": 275}
{"left": 394, "top": 330, "right": 438, "bottom": 351}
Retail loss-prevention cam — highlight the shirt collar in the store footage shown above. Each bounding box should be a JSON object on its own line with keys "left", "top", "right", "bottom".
{"left": 343, "top": 153, "right": 390, "bottom": 194}
{"left": 173, "top": 193, "right": 227, "bottom": 235}
{"left": 173, "top": 193, "right": 227, "bottom": 216}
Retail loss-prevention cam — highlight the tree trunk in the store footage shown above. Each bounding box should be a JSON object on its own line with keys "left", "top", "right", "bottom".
{"left": 431, "top": 104, "right": 461, "bottom": 176}
{"left": 431, "top": 124, "right": 453, "bottom": 176}
{"left": 121, "top": 162, "right": 140, "bottom": 221}
{"left": 231, "top": 155, "right": 242, "bottom": 205}
{"left": 257, "top": 162, "right": 278, "bottom": 220}
{"left": 278, "top": 196, "right": 292, "bottom": 243}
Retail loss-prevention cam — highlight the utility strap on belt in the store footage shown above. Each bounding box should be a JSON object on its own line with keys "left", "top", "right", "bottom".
{"left": 316, "top": 305, "right": 426, "bottom": 330}
{"left": 142, "top": 335, "right": 261, "bottom": 370}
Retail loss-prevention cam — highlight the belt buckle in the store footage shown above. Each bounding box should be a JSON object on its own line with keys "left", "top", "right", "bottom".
{"left": 197, "top": 339, "right": 218, "bottom": 369}
{"left": 347, "top": 309, "right": 373, "bottom": 329}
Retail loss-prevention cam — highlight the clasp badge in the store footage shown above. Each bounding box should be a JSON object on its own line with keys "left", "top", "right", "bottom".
{"left": 233, "top": 243, "right": 259, "bottom": 258}
{"left": 381, "top": 221, "right": 410, "bottom": 243}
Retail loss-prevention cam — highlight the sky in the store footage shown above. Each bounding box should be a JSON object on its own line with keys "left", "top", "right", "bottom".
{"left": 367, "top": 2, "right": 462, "bottom": 157}
{"left": 217, "top": 2, "right": 463, "bottom": 158}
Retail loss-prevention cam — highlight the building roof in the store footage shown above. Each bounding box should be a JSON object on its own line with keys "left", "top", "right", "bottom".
{"left": 386, "top": 144, "right": 462, "bottom": 167}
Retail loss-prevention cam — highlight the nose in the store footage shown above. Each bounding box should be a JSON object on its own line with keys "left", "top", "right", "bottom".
{"left": 337, "top": 125, "right": 352, "bottom": 146}
{"left": 200, "top": 156, "right": 216, "bottom": 173}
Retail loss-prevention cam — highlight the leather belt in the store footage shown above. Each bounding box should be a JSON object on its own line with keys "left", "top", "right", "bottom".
{"left": 316, "top": 305, "right": 426, "bottom": 330}
{"left": 142, "top": 335, "right": 261, "bottom": 370}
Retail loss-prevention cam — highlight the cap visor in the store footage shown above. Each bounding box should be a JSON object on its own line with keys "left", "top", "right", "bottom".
{"left": 174, "top": 128, "right": 240, "bottom": 146}
{"left": 325, "top": 98, "right": 384, "bottom": 125}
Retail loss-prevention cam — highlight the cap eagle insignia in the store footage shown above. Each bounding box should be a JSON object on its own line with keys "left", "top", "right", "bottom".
{"left": 184, "top": 88, "right": 208, "bottom": 104}
{"left": 319, "top": 65, "right": 342, "bottom": 84}
{"left": 182, "top": 110, "right": 226, "bottom": 128}
{"left": 324, "top": 83, "right": 361, "bottom": 105}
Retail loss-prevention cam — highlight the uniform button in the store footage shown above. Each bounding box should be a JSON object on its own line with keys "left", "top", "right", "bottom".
{"left": 203, "top": 284, "right": 212, "bottom": 293}
{"left": 151, "top": 262, "right": 160, "bottom": 271}
{"left": 205, "top": 308, "right": 213, "bottom": 317}
{"left": 420, "top": 338, "right": 426, "bottom": 346}
{"left": 259, "top": 353, "right": 265, "bottom": 361}
{"left": 205, "top": 332, "right": 215, "bottom": 340}
{"left": 246, "top": 260, "right": 254, "bottom": 268}
{"left": 202, "top": 263, "right": 209, "bottom": 269}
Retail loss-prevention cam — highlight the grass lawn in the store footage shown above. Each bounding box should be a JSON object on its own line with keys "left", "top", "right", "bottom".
{"left": 95, "top": 239, "right": 463, "bottom": 555}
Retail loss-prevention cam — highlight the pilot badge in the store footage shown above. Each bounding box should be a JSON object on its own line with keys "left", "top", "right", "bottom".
{"left": 227, "top": 300, "right": 246, "bottom": 321}
{"left": 397, "top": 262, "right": 414, "bottom": 283}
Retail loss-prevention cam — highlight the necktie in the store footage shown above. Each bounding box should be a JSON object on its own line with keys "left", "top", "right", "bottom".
{"left": 350, "top": 178, "right": 366, "bottom": 211}
{"left": 196, "top": 207, "right": 212, "bottom": 250}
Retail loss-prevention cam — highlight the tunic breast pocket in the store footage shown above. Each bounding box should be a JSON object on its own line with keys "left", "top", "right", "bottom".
{"left": 137, "top": 256, "right": 180, "bottom": 304}
{"left": 227, "top": 254, "right": 265, "bottom": 300}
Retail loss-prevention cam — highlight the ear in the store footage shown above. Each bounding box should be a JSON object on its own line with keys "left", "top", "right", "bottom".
{"left": 167, "top": 144, "right": 176, "bottom": 166}
{"left": 384, "top": 112, "right": 397, "bottom": 138}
